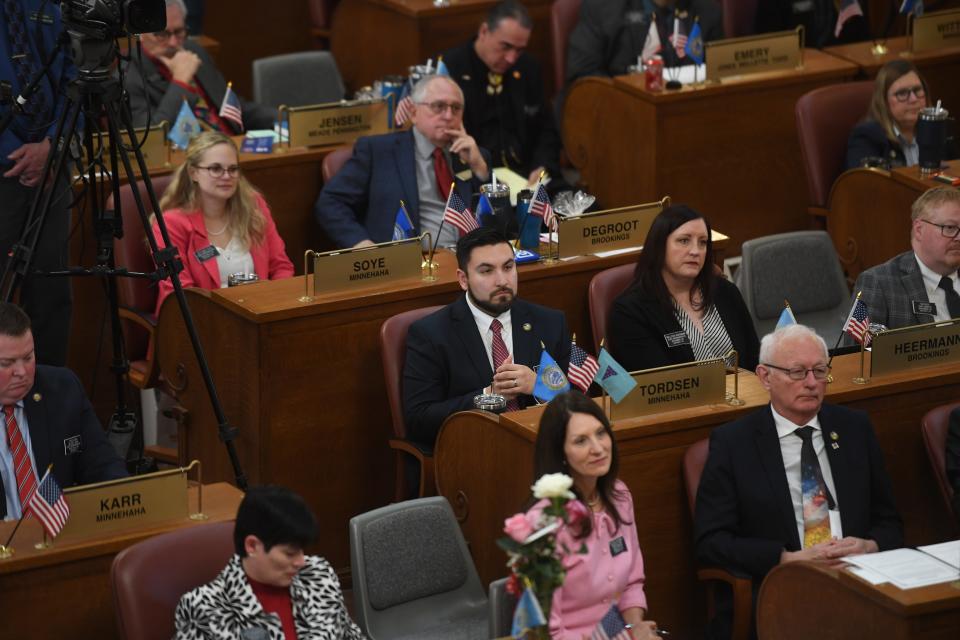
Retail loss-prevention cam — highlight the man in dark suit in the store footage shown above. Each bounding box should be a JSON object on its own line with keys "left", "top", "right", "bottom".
{"left": 0, "top": 304, "right": 126, "bottom": 521}
{"left": 403, "top": 227, "right": 570, "bottom": 445}
{"left": 315, "top": 74, "right": 491, "bottom": 249}
{"left": 694, "top": 324, "right": 902, "bottom": 639}
{"left": 853, "top": 187, "right": 960, "bottom": 330}
{"left": 123, "top": 0, "right": 274, "bottom": 131}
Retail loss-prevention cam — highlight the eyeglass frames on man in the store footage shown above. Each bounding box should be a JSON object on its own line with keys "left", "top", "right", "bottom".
{"left": 761, "top": 363, "right": 832, "bottom": 380}
{"left": 920, "top": 219, "right": 960, "bottom": 239}
{"left": 416, "top": 101, "right": 464, "bottom": 116}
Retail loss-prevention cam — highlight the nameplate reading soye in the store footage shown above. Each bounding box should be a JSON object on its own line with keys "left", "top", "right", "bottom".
{"left": 84, "top": 122, "right": 170, "bottom": 172}
{"left": 706, "top": 29, "right": 802, "bottom": 82}
{"left": 610, "top": 359, "right": 727, "bottom": 421}
{"left": 556, "top": 201, "right": 662, "bottom": 259}
{"left": 281, "top": 99, "right": 390, "bottom": 148}
{"left": 911, "top": 8, "right": 960, "bottom": 53}
{"left": 870, "top": 320, "right": 960, "bottom": 377}
{"left": 312, "top": 238, "right": 423, "bottom": 296}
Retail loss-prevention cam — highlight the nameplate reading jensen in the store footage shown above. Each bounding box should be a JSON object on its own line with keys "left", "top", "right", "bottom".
{"left": 312, "top": 238, "right": 423, "bottom": 295}
{"left": 84, "top": 122, "right": 170, "bottom": 172}
{"left": 57, "top": 468, "right": 189, "bottom": 542}
{"left": 557, "top": 202, "right": 662, "bottom": 259}
{"left": 870, "top": 320, "right": 960, "bottom": 377}
{"left": 610, "top": 359, "right": 727, "bottom": 421}
{"left": 282, "top": 99, "right": 389, "bottom": 148}
{"left": 706, "top": 29, "right": 802, "bottom": 82}
{"left": 911, "top": 9, "right": 960, "bottom": 52}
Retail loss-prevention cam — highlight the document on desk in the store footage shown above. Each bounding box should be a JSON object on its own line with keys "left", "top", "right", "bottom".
{"left": 917, "top": 540, "right": 960, "bottom": 570}
{"left": 844, "top": 548, "right": 960, "bottom": 589}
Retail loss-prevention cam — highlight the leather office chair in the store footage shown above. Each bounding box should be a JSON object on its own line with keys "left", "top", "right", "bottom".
{"left": 587, "top": 262, "right": 634, "bottom": 354}
{"left": 308, "top": 0, "right": 339, "bottom": 49}
{"left": 550, "top": 0, "right": 582, "bottom": 91}
{"left": 380, "top": 306, "right": 444, "bottom": 501}
{"left": 349, "top": 497, "right": 489, "bottom": 639}
{"left": 722, "top": 0, "right": 758, "bottom": 38}
{"left": 795, "top": 81, "right": 874, "bottom": 218}
{"left": 110, "top": 520, "right": 235, "bottom": 640}
{"left": 252, "top": 51, "right": 345, "bottom": 108}
{"left": 488, "top": 576, "right": 517, "bottom": 638}
{"left": 683, "top": 439, "right": 752, "bottom": 640}
{"left": 921, "top": 402, "right": 960, "bottom": 523}
{"left": 321, "top": 145, "right": 354, "bottom": 183}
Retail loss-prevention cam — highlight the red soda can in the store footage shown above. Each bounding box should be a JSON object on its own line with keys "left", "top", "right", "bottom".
{"left": 644, "top": 56, "right": 663, "bottom": 92}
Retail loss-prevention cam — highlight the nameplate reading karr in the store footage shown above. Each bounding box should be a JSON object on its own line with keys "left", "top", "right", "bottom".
{"left": 610, "top": 359, "right": 727, "bottom": 421}
{"left": 282, "top": 100, "right": 390, "bottom": 148}
{"left": 870, "top": 320, "right": 960, "bottom": 376}
{"left": 556, "top": 201, "right": 662, "bottom": 259}
{"left": 311, "top": 238, "right": 423, "bottom": 296}
{"left": 706, "top": 29, "right": 802, "bottom": 82}
{"left": 911, "top": 9, "right": 960, "bottom": 52}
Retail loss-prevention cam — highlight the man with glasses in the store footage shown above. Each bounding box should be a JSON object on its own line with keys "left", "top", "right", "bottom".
{"left": 853, "top": 188, "right": 960, "bottom": 331}
{"left": 694, "top": 324, "right": 902, "bottom": 639}
{"left": 124, "top": 0, "right": 273, "bottom": 131}
{"left": 315, "top": 74, "right": 490, "bottom": 249}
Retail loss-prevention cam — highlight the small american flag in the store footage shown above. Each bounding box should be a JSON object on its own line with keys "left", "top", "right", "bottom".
{"left": 568, "top": 342, "right": 600, "bottom": 392}
{"left": 219, "top": 82, "right": 243, "bottom": 131}
{"left": 835, "top": 0, "right": 864, "bottom": 37}
{"left": 591, "top": 604, "right": 633, "bottom": 640}
{"left": 443, "top": 189, "right": 477, "bottom": 235}
{"left": 394, "top": 79, "right": 415, "bottom": 127}
{"left": 843, "top": 297, "right": 871, "bottom": 345}
{"left": 529, "top": 182, "right": 555, "bottom": 229}
{"left": 26, "top": 468, "right": 70, "bottom": 538}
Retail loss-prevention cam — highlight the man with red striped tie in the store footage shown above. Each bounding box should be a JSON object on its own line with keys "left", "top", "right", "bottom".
{"left": 0, "top": 304, "right": 126, "bottom": 521}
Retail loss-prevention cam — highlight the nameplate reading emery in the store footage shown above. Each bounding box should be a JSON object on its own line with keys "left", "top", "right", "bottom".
{"left": 83, "top": 122, "right": 170, "bottom": 172}
{"left": 312, "top": 238, "right": 423, "bottom": 296}
{"left": 610, "top": 359, "right": 727, "bottom": 421}
{"left": 870, "top": 320, "right": 960, "bottom": 376}
{"left": 556, "top": 201, "right": 662, "bottom": 259}
{"left": 911, "top": 9, "right": 960, "bottom": 53}
{"left": 706, "top": 29, "right": 802, "bottom": 82}
{"left": 282, "top": 99, "right": 390, "bottom": 148}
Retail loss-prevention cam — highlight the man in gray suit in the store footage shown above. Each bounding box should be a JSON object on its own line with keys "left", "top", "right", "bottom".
{"left": 853, "top": 187, "right": 960, "bottom": 329}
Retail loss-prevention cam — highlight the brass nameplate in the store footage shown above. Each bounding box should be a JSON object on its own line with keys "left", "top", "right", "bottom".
{"left": 284, "top": 100, "right": 389, "bottom": 148}
{"left": 610, "top": 359, "right": 727, "bottom": 421}
{"left": 57, "top": 469, "right": 188, "bottom": 542}
{"left": 911, "top": 9, "right": 960, "bottom": 53}
{"left": 706, "top": 29, "right": 802, "bottom": 82}
{"left": 556, "top": 201, "right": 662, "bottom": 259}
{"left": 870, "top": 320, "right": 960, "bottom": 376}
{"left": 84, "top": 122, "right": 170, "bottom": 172}
{"left": 312, "top": 238, "right": 423, "bottom": 295}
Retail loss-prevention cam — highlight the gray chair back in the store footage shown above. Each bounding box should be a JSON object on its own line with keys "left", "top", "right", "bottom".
{"left": 488, "top": 577, "right": 518, "bottom": 638}
{"left": 252, "top": 51, "right": 345, "bottom": 108}
{"left": 349, "top": 497, "right": 489, "bottom": 640}
{"left": 737, "top": 230, "right": 850, "bottom": 344}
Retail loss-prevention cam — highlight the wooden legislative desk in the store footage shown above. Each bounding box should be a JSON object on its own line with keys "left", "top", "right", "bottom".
{"left": 562, "top": 49, "right": 859, "bottom": 252}
{"left": 758, "top": 561, "right": 960, "bottom": 639}
{"left": 0, "top": 482, "right": 242, "bottom": 640}
{"left": 330, "top": 0, "right": 554, "bottom": 94}
{"left": 434, "top": 353, "right": 960, "bottom": 638}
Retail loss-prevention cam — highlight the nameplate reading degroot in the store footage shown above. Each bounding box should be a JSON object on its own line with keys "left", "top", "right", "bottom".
{"left": 911, "top": 9, "right": 960, "bottom": 53}
{"left": 610, "top": 359, "right": 726, "bottom": 421}
{"left": 283, "top": 99, "right": 389, "bottom": 148}
{"left": 57, "top": 469, "right": 188, "bottom": 542}
{"left": 312, "top": 238, "right": 422, "bottom": 296}
{"left": 84, "top": 122, "right": 170, "bottom": 172}
{"left": 870, "top": 320, "right": 960, "bottom": 377}
{"left": 556, "top": 201, "right": 662, "bottom": 259}
{"left": 706, "top": 29, "right": 802, "bottom": 82}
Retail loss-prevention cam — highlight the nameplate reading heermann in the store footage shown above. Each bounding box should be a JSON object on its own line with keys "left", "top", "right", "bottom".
{"left": 557, "top": 202, "right": 662, "bottom": 259}
{"left": 706, "top": 30, "right": 802, "bottom": 82}
{"left": 870, "top": 320, "right": 960, "bottom": 376}
{"left": 911, "top": 9, "right": 960, "bottom": 53}
{"left": 285, "top": 100, "right": 389, "bottom": 148}
{"left": 312, "top": 239, "right": 423, "bottom": 296}
{"left": 610, "top": 359, "right": 727, "bottom": 421}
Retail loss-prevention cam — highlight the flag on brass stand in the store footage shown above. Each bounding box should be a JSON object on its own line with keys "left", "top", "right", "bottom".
{"left": 594, "top": 348, "right": 636, "bottom": 404}
{"left": 442, "top": 189, "right": 478, "bottom": 235}
{"left": 26, "top": 467, "right": 69, "bottom": 538}
{"left": 529, "top": 181, "right": 555, "bottom": 230}
{"left": 219, "top": 81, "right": 243, "bottom": 131}
{"left": 899, "top": 0, "right": 924, "bottom": 16}
{"left": 590, "top": 603, "right": 633, "bottom": 640}
{"left": 685, "top": 19, "right": 704, "bottom": 65}
{"left": 394, "top": 77, "right": 415, "bottom": 127}
{"left": 835, "top": 0, "right": 864, "bottom": 37}
{"left": 568, "top": 341, "right": 600, "bottom": 393}
{"left": 168, "top": 99, "right": 200, "bottom": 150}
{"left": 843, "top": 296, "right": 871, "bottom": 345}
{"left": 534, "top": 346, "right": 570, "bottom": 402}
{"left": 436, "top": 57, "right": 449, "bottom": 76}
{"left": 776, "top": 301, "right": 797, "bottom": 329}
{"left": 392, "top": 202, "right": 414, "bottom": 241}
{"left": 641, "top": 16, "right": 661, "bottom": 61}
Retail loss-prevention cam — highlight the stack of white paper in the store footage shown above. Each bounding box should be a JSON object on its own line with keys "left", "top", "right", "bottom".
{"left": 844, "top": 546, "right": 960, "bottom": 589}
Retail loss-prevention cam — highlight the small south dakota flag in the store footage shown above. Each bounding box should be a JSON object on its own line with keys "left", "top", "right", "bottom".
{"left": 534, "top": 346, "right": 570, "bottom": 402}
{"left": 168, "top": 100, "right": 200, "bottom": 150}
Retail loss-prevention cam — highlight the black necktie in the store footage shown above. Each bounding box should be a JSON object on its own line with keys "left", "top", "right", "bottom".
{"left": 2, "top": 0, "right": 50, "bottom": 131}
{"left": 938, "top": 276, "right": 960, "bottom": 319}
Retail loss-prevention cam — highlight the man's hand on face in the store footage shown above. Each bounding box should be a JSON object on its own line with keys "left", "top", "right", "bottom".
{"left": 159, "top": 49, "right": 202, "bottom": 84}
{"left": 445, "top": 125, "right": 489, "bottom": 180}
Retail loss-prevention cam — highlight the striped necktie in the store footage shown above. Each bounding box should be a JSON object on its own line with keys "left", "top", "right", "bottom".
{"left": 5, "top": 404, "right": 38, "bottom": 512}
{"left": 490, "top": 319, "right": 520, "bottom": 411}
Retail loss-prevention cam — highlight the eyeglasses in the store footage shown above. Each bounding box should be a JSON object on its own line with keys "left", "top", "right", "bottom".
{"left": 762, "top": 363, "right": 832, "bottom": 380}
{"left": 416, "top": 101, "right": 464, "bottom": 116}
{"left": 920, "top": 219, "right": 960, "bottom": 239}
{"left": 196, "top": 164, "right": 241, "bottom": 178}
{"left": 152, "top": 27, "right": 188, "bottom": 41}
{"left": 891, "top": 85, "right": 925, "bottom": 102}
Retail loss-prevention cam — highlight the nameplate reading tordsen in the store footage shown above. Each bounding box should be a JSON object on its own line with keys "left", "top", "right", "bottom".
{"left": 870, "top": 320, "right": 960, "bottom": 376}
{"left": 911, "top": 9, "right": 960, "bottom": 53}
{"left": 312, "top": 239, "right": 423, "bottom": 295}
{"left": 58, "top": 469, "right": 188, "bottom": 542}
{"left": 706, "top": 29, "right": 802, "bottom": 82}
{"left": 557, "top": 202, "right": 662, "bottom": 259}
{"left": 283, "top": 100, "right": 389, "bottom": 148}
{"left": 86, "top": 122, "right": 170, "bottom": 172}
{"left": 610, "top": 359, "right": 727, "bottom": 421}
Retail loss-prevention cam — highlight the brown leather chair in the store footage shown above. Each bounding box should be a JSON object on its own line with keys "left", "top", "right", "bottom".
{"left": 110, "top": 520, "right": 235, "bottom": 640}
{"left": 587, "top": 262, "right": 634, "bottom": 354}
{"left": 683, "top": 438, "right": 752, "bottom": 640}
{"left": 380, "top": 306, "right": 444, "bottom": 501}
{"left": 795, "top": 81, "right": 874, "bottom": 218}
{"left": 722, "top": 0, "right": 758, "bottom": 38}
{"left": 322, "top": 144, "right": 353, "bottom": 183}
{"left": 550, "top": 0, "right": 582, "bottom": 92}
{"left": 921, "top": 401, "right": 960, "bottom": 521}
{"left": 308, "top": 0, "right": 340, "bottom": 48}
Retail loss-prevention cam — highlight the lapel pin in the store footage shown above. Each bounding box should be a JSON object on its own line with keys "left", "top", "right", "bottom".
{"left": 513, "top": 70, "right": 521, "bottom": 80}
{"left": 32, "top": 393, "right": 42, "bottom": 402}
{"left": 462, "top": 74, "right": 471, "bottom": 81}
{"left": 830, "top": 431, "right": 839, "bottom": 441}
{"left": 831, "top": 442, "right": 840, "bottom": 450}
{"left": 523, "top": 323, "right": 532, "bottom": 331}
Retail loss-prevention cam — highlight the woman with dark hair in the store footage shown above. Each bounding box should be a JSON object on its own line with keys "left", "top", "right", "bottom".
{"left": 606, "top": 205, "right": 758, "bottom": 373}
{"left": 529, "top": 391, "right": 658, "bottom": 639}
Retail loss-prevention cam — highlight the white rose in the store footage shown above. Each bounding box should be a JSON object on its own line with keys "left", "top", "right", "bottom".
{"left": 532, "top": 473, "right": 575, "bottom": 500}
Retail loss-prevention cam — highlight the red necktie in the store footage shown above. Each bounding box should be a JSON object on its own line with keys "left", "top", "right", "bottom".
{"left": 433, "top": 147, "right": 453, "bottom": 201}
{"left": 5, "top": 405, "right": 38, "bottom": 512}
{"left": 490, "top": 319, "right": 521, "bottom": 411}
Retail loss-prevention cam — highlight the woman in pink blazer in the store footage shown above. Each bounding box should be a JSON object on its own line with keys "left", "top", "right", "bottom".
{"left": 152, "top": 131, "right": 294, "bottom": 314}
